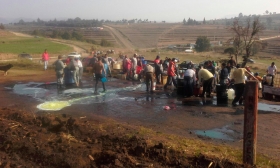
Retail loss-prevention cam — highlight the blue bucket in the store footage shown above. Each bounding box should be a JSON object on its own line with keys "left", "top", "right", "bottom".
{"left": 101, "top": 77, "right": 108, "bottom": 83}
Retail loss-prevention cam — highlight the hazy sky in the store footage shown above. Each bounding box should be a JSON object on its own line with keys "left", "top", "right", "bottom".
{"left": 1, "top": 0, "right": 279, "bottom": 22}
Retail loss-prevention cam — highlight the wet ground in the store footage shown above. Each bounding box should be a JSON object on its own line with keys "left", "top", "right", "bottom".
{"left": 2, "top": 73, "right": 280, "bottom": 160}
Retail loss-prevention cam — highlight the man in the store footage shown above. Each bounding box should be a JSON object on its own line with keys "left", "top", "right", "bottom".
{"left": 198, "top": 67, "right": 214, "bottom": 98}
{"left": 53, "top": 55, "right": 65, "bottom": 88}
{"left": 183, "top": 64, "right": 196, "bottom": 97}
{"left": 143, "top": 63, "right": 154, "bottom": 93}
{"left": 131, "top": 53, "right": 138, "bottom": 80}
{"left": 230, "top": 64, "right": 255, "bottom": 106}
{"left": 103, "top": 54, "right": 111, "bottom": 76}
{"left": 154, "top": 55, "right": 162, "bottom": 84}
{"left": 67, "top": 57, "right": 79, "bottom": 87}
{"left": 92, "top": 57, "right": 106, "bottom": 94}
{"left": 266, "top": 62, "right": 277, "bottom": 86}
{"left": 227, "top": 56, "right": 236, "bottom": 68}
{"left": 219, "top": 63, "right": 229, "bottom": 85}
{"left": 206, "top": 61, "right": 215, "bottom": 75}
{"left": 164, "top": 58, "right": 177, "bottom": 90}
{"left": 75, "top": 57, "right": 83, "bottom": 83}
{"left": 42, "top": 49, "right": 49, "bottom": 70}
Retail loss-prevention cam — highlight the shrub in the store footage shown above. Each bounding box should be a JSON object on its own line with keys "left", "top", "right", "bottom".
{"left": 100, "top": 39, "right": 113, "bottom": 47}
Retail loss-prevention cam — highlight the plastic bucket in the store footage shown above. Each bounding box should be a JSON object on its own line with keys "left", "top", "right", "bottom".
{"left": 153, "top": 82, "right": 156, "bottom": 90}
{"left": 162, "top": 75, "right": 168, "bottom": 85}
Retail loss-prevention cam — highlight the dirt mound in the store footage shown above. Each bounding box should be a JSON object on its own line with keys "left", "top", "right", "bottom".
{"left": 0, "top": 107, "right": 242, "bottom": 167}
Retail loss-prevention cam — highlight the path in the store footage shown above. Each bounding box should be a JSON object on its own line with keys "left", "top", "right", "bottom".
{"left": 103, "top": 25, "right": 135, "bottom": 51}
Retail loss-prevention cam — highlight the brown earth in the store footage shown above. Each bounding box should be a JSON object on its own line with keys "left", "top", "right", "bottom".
{"left": 0, "top": 69, "right": 279, "bottom": 167}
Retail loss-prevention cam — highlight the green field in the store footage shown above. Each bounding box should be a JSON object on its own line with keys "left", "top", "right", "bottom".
{"left": 0, "top": 36, "right": 72, "bottom": 55}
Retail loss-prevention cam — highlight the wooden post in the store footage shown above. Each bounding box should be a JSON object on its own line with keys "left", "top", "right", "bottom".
{"left": 243, "top": 81, "right": 258, "bottom": 165}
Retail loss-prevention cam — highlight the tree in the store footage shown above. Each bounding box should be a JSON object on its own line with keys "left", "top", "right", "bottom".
{"left": 0, "top": 23, "right": 5, "bottom": 30}
{"left": 266, "top": 17, "right": 272, "bottom": 28}
{"left": 183, "top": 18, "right": 186, "bottom": 25}
{"left": 203, "top": 17, "right": 206, "bottom": 24}
{"left": 238, "top": 13, "right": 243, "bottom": 18}
{"left": 61, "top": 31, "right": 71, "bottom": 40}
{"left": 229, "top": 17, "right": 264, "bottom": 67}
{"left": 224, "top": 47, "right": 235, "bottom": 57}
{"left": 195, "top": 36, "right": 211, "bottom": 52}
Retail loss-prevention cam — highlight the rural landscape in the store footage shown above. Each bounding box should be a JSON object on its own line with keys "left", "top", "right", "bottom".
{"left": 0, "top": 6, "right": 280, "bottom": 168}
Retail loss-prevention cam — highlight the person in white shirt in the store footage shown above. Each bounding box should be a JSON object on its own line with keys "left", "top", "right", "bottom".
{"left": 266, "top": 62, "right": 277, "bottom": 86}
{"left": 183, "top": 65, "right": 196, "bottom": 97}
{"left": 75, "top": 57, "right": 83, "bottom": 84}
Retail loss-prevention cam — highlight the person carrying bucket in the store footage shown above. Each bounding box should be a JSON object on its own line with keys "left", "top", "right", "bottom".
{"left": 143, "top": 63, "right": 155, "bottom": 94}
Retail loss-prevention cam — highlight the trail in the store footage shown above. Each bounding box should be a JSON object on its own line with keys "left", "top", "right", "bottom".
{"left": 103, "top": 25, "right": 135, "bottom": 51}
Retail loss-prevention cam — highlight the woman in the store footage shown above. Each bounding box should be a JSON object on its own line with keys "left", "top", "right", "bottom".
{"left": 183, "top": 65, "right": 196, "bottom": 97}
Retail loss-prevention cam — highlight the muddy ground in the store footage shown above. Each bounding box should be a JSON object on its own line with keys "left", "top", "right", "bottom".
{"left": 0, "top": 69, "right": 279, "bottom": 167}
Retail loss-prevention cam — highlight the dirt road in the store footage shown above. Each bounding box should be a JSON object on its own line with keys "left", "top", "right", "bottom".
{"left": 103, "top": 25, "right": 135, "bottom": 51}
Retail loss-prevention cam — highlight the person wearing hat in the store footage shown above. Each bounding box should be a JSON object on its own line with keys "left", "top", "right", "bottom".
{"left": 143, "top": 63, "right": 155, "bottom": 93}
{"left": 266, "top": 62, "right": 277, "bottom": 86}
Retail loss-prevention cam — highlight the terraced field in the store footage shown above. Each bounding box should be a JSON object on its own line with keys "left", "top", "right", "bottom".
{"left": 106, "top": 24, "right": 280, "bottom": 49}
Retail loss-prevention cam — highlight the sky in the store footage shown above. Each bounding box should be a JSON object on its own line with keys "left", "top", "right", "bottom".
{"left": 0, "top": 0, "right": 280, "bottom": 22}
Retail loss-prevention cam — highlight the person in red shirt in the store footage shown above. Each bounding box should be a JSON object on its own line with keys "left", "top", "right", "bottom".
{"left": 164, "top": 58, "right": 177, "bottom": 90}
{"left": 42, "top": 49, "right": 49, "bottom": 70}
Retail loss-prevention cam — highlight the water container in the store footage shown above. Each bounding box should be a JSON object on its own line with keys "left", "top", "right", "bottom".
{"left": 266, "top": 76, "right": 272, "bottom": 85}
{"left": 113, "top": 63, "right": 121, "bottom": 70}
{"left": 227, "top": 89, "right": 235, "bottom": 100}
{"left": 153, "top": 81, "right": 156, "bottom": 90}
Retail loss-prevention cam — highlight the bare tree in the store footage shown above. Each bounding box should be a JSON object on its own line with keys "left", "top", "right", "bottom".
{"left": 229, "top": 17, "right": 265, "bottom": 67}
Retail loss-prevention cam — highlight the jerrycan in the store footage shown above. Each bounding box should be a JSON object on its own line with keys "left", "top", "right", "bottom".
{"left": 227, "top": 89, "right": 235, "bottom": 100}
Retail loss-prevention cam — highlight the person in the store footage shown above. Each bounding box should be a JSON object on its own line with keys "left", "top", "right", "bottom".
{"left": 219, "top": 63, "right": 229, "bottom": 85}
{"left": 92, "top": 57, "right": 106, "bottom": 94}
{"left": 131, "top": 53, "right": 138, "bottom": 80}
{"left": 164, "top": 58, "right": 178, "bottom": 90}
{"left": 154, "top": 55, "right": 162, "bottom": 84}
{"left": 183, "top": 64, "right": 196, "bottom": 97}
{"left": 143, "top": 63, "right": 154, "bottom": 93}
{"left": 67, "top": 56, "right": 79, "bottom": 87}
{"left": 122, "top": 55, "right": 128, "bottom": 74}
{"left": 53, "top": 55, "right": 65, "bottom": 88}
{"left": 227, "top": 56, "right": 236, "bottom": 68}
{"left": 226, "top": 62, "right": 232, "bottom": 74}
{"left": 266, "top": 62, "right": 277, "bottom": 86}
{"left": 42, "top": 49, "right": 49, "bottom": 70}
{"left": 230, "top": 64, "right": 255, "bottom": 106}
{"left": 198, "top": 67, "right": 214, "bottom": 98}
{"left": 75, "top": 57, "right": 83, "bottom": 83}
{"left": 103, "top": 54, "right": 111, "bottom": 76}
{"left": 206, "top": 61, "right": 215, "bottom": 75}
{"left": 125, "top": 56, "right": 132, "bottom": 80}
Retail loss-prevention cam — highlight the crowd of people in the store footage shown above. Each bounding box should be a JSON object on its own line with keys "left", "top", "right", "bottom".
{"left": 51, "top": 50, "right": 277, "bottom": 106}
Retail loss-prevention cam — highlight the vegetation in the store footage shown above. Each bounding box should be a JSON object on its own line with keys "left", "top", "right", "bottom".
{"left": 0, "top": 23, "right": 5, "bottom": 30}
{"left": 195, "top": 36, "right": 211, "bottom": 52}
{"left": 100, "top": 39, "right": 113, "bottom": 47}
{"left": 229, "top": 17, "right": 264, "bottom": 67}
{"left": 224, "top": 47, "right": 235, "bottom": 57}
{"left": 0, "top": 36, "right": 72, "bottom": 54}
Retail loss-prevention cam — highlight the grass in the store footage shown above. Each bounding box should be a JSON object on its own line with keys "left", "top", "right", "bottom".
{"left": 0, "top": 36, "right": 72, "bottom": 55}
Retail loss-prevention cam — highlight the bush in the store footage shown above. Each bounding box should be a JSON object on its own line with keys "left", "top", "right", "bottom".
{"left": 100, "top": 39, "right": 113, "bottom": 47}
{"left": 195, "top": 36, "right": 211, "bottom": 52}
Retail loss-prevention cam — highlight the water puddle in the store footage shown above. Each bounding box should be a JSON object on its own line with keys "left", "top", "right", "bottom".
{"left": 258, "top": 103, "right": 280, "bottom": 113}
{"left": 194, "top": 125, "right": 236, "bottom": 141}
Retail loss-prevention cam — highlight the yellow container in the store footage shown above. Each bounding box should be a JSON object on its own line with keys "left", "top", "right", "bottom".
{"left": 162, "top": 75, "right": 168, "bottom": 85}
{"left": 113, "top": 63, "right": 121, "bottom": 70}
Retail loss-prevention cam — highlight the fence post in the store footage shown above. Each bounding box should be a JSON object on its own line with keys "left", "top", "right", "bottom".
{"left": 243, "top": 80, "right": 258, "bottom": 165}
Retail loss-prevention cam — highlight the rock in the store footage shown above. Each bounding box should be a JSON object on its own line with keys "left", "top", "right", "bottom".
{"left": 114, "top": 159, "right": 123, "bottom": 167}
{"left": 88, "top": 154, "right": 94, "bottom": 161}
